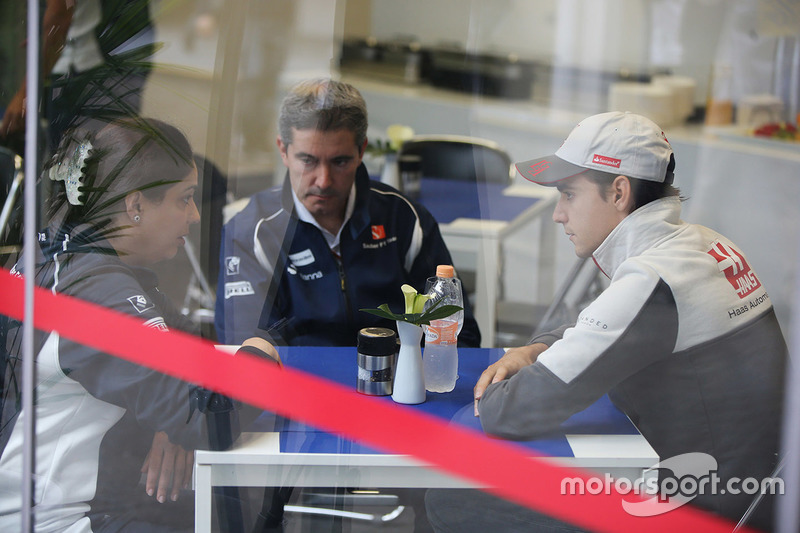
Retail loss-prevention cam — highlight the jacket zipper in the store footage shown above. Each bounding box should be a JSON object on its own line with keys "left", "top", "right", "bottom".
{"left": 336, "top": 258, "right": 353, "bottom": 325}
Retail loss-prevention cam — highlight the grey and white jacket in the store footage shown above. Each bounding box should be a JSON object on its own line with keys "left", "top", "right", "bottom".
{"left": 479, "top": 197, "right": 787, "bottom": 529}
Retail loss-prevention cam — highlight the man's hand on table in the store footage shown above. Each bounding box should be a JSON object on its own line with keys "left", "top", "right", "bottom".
{"left": 141, "top": 431, "right": 194, "bottom": 503}
{"left": 474, "top": 343, "right": 548, "bottom": 416}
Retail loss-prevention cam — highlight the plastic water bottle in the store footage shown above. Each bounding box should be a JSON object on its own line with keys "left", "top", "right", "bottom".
{"left": 423, "top": 265, "right": 463, "bottom": 393}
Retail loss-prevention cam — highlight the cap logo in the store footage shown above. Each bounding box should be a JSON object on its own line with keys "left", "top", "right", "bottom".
{"left": 527, "top": 160, "right": 550, "bottom": 177}
{"left": 592, "top": 154, "right": 621, "bottom": 169}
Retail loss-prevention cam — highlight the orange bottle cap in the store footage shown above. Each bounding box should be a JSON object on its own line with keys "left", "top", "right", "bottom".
{"left": 436, "top": 265, "right": 454, "bottom": 278}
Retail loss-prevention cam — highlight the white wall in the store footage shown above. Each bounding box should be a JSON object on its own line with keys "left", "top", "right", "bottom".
{"left": 370, "top": 0, "right": 652, "bottom": 69}
{"left": 371, "top": 0, "right": 559, "bottom": 60}
{"left": 368, "top": 0, "right": 792, "bottom": 110}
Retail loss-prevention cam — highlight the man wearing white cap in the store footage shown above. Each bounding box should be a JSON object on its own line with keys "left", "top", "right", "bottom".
{"left": 426, "top": 112, "right": 787, "bottom": 531}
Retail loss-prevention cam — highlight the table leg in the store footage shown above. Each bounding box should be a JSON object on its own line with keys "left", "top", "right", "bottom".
{"left": 195, "top": 462, "right": 212, "bottom": 533}
{"left": 537, "top": 218, "right": 557, "bottom": 302}
{"left": 475, "top": 234, "right": 500, "bottom": 348}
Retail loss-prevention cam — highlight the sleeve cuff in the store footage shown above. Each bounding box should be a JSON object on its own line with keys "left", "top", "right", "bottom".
{"left": 236, "top": 344, "right": 280, "bottom": 364}
{"left": 527, "top": 323, "right": 572, "bottom": 347}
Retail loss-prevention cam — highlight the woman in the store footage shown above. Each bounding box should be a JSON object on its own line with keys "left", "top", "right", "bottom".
{"left": 0, "top": 118, "right": 278, "bottom": 532}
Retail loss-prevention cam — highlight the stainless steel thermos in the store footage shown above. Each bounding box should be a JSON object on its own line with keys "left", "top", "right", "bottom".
{"left": 357, "top": 327, "right": 398, "bottom": 395}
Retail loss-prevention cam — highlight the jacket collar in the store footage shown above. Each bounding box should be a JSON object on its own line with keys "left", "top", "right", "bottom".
{"left": 592, "top": 197, "right": 684, "bottom": 278}
{"left": 279, "top": 163, "right": 373, "bottom": 239}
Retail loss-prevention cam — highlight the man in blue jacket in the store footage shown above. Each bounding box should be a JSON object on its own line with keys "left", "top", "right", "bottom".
{"left": 215, "top": 77, "right": 480, "bottom": 348}
{"left": 216, "top": 76, "right": 479, "bottom": 533}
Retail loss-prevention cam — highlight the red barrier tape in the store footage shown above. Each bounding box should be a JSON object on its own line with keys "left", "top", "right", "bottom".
{"left": 0, "top": 268, "right": 748, "bottom": 533}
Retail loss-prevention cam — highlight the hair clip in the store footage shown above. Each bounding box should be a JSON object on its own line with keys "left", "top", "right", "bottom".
{"left": 49, "top": 140, "right": 93, "bottom": 206}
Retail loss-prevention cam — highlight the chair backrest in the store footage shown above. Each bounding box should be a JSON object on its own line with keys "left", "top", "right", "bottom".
{"left": 397, "top": 135, "right": 514, "bottom": 184}
{"left": 532, "top": 257, "right": 606, "bottom": 336}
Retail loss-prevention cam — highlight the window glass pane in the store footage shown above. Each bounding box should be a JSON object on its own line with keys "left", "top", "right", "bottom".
{"left": 2, "top": 1, "right": 796, "bottom": 531}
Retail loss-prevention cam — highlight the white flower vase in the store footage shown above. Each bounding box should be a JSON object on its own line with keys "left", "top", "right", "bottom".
{"left": 392, "top": 321, "right": 426, "bottom": 404}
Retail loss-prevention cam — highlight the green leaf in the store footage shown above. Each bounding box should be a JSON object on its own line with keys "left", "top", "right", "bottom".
{"left": 359, "top": 302, "right": 463, "bottom": 327}
{"left": 360, "top": 305, "right": 404, "bottom": 322}
{"left": 418, "top": 305, "right": 463, "bottom": 323}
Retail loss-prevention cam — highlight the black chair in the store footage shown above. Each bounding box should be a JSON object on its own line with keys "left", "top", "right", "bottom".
{"left": 397, "top": 134, "right": 514, "bottom": 185}
{"left": 398, "top": 135, "right": 519, "bottom": 345}
{"left": 532, "top": 257, "right": 606, "bottom": 336}
{"left": 494, "top": 256, "right": 607, "bottom": 347}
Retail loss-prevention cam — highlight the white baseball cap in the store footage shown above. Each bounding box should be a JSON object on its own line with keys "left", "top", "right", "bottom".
{"left": 515, "top": 111, "right": 674, "bottom": 185}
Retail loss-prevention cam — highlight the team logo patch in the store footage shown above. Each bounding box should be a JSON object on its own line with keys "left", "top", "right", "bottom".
{"left": 592, "top": 154, "right": 621, "bottom": 168}
{"left": 127, "top": 295, "right": 154, "bottom": 314}
{"left": 288, "top": 249, "right": 315, "bottom": 267}
{"left": 224, "top": 281, "right": 255, "bottom": 299}
{"left": 707, "top": 241, "right": 761, "bottom": 298}
{"left": 371, "top": 225, "right": 386, "bottom": 240}
{"left": 225, "top": 256, "right": 241, "bottom": 276}
{"left": 144, "top": 317, "right": 169, "bottom": 331}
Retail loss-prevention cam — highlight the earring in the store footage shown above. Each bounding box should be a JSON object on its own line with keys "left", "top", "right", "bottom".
{"left": 134, "top": 215, "right": 141, "bottom": 223}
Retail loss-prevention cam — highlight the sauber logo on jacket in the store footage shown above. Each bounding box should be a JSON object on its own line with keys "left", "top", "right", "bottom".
{"left": 707, "top": 241, "right": 761, "bottom": 298}
{"left": 363, "top": 226, "right": 397, "bottom": 250}
{"left": 371, "top": 225, "right": 386, "bottom": 240}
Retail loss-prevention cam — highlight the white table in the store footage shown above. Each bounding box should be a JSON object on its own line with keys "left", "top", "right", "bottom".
{"left": 195, "top": 431, "right": 657, "bottom": 533}
{"left": 194, "top": 347, "right": 657, "bottom": 533}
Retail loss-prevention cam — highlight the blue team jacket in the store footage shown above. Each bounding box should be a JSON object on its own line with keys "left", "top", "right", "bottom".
{"left": 215, "top": 164, "right": 481, "bottom": 347}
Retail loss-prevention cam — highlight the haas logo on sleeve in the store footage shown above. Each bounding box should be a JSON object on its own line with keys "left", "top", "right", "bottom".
{"left": 707, "top": 241, "right": 761, "bottom": 298}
